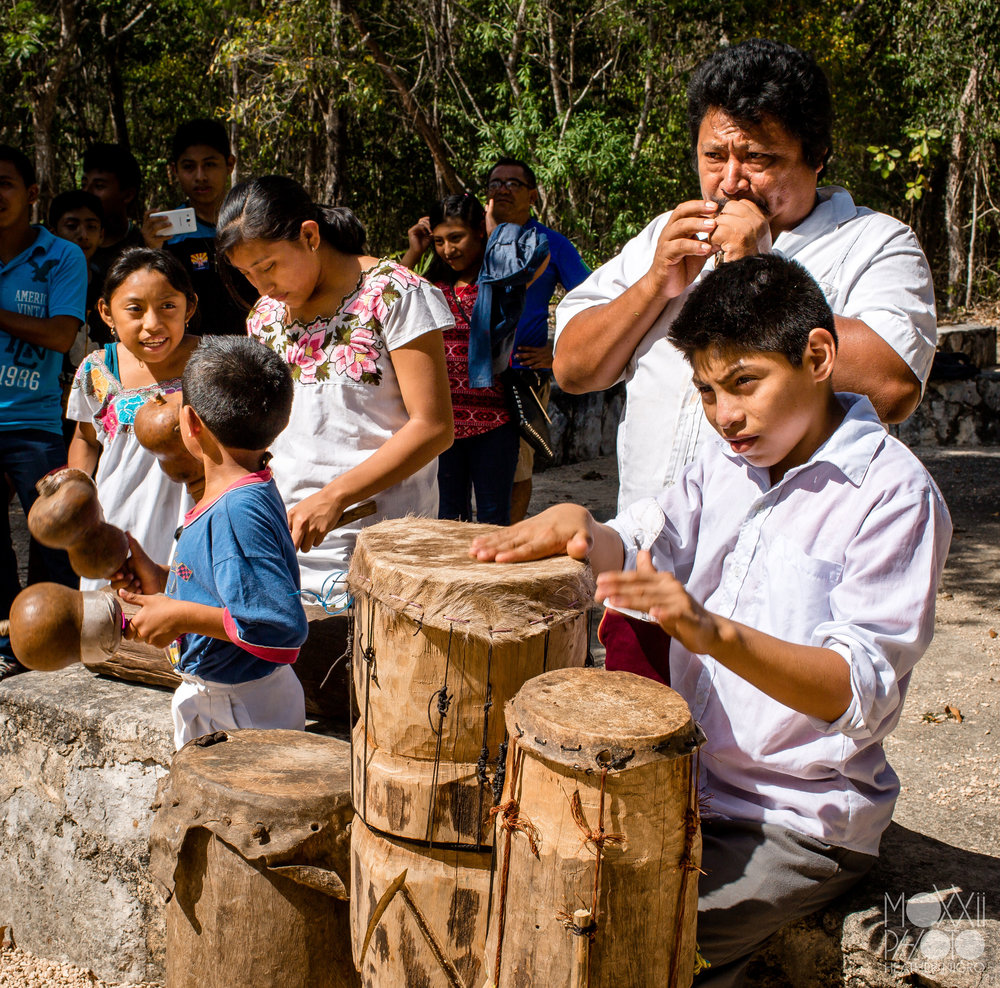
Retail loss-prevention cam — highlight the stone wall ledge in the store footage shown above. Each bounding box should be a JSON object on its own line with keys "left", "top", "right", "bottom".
{"left": 0, "top": 666, "right": 174, "bottom": 983}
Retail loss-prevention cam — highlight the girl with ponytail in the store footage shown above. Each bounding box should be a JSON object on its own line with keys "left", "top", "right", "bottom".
{"left": 217, "top": 176, "right": 454, "bottom": 592}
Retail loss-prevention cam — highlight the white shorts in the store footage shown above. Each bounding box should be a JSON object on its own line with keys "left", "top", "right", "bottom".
{"left": 171, "top": 662, "right": 306, "bottom": 750}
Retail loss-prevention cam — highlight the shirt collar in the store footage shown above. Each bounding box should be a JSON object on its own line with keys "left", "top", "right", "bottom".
{"left": 0, "top": 225, "right": 51, "bottom": 271}
{"left": 773, "top": 186, "right": 858, "bottom": 258}
{"left": 718, "top": 392, "right": 886, "bottom": 492}
{"left": 183, "top": 467, "right": 273, "bottom": 526}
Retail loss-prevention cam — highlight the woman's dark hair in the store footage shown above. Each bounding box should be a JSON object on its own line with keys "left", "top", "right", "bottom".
{"left": 215, "top": 176, "right": 367, "bottom": 258}
{"left": 687, "top": 39, "right": 833, "bottom": 176}
{"left": 101, "top": 247, "right": 197, "bottom": 311}
{"left": 425, "top": 193, "right": 486, "bottom": 284}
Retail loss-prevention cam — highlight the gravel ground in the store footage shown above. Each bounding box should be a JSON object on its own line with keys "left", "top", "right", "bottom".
{"left": 0, "top": 941, "right": 156, "bottom": 988}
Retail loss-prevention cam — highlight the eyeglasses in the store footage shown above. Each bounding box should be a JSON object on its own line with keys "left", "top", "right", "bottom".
{"left": 487, "top": 178, "right": 530, "bottom": 191}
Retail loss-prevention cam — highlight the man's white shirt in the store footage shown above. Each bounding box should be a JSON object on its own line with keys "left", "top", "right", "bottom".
{"left": 555, "top": 187, "right": 937, "bottom": 511}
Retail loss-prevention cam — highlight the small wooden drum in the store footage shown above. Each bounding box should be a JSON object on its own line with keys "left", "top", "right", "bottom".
{"left": 350, "top": 819, "right": 493, "bottom": 988}
{"left": 150, "top": 729, "right": 358, "bottom": 988}
{"left": 348, "top": 517, "right": 595, "bottom": 846}
{"left": 485, "top": 668, "right": 704, "bottom": 988}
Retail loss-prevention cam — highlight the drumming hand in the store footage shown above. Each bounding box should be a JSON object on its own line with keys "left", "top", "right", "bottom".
{"left": 596, "top": 551, "right": 719, "bottom": 655}
{"left": 288, "top": 489, "right": 346, "bottom": 553}
{"left": 469, "top": 504, "right": 594, "bottom": 564}
{"left": 117, "top": 591, "right": 187, "bottom": 648}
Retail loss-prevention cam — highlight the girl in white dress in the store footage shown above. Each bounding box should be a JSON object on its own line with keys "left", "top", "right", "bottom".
{"left": 67, "top": 249, "right": 199, "bottom": 589}
{"left": 216, "top": 176, "right": 454, "bottom": 596}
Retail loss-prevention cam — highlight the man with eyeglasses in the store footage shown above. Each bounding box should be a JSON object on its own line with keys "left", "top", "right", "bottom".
{"left": 486, "top": 157, "right": 590, "bottom": 520}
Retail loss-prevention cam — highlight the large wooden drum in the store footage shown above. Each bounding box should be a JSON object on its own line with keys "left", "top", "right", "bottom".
{"left": 348, "top": 518, "right": 595, "bottom": 846}
{"left": 485, "top": 668, "right": 704, "bottom": 988}
{"left": 350, "top": 819, "right": 493, "bottom": 988}
{"left": 150, "top": 729, "right": 359, "bottom": 988}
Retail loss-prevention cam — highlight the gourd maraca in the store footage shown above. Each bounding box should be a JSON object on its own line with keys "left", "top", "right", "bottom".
{"left": 8, "top": 583, "right": 122, "bottom": 671}
{"left": 27, "top": 468, "right": 129, "bottom": 579}
{"left": 134, "top": 392, "right": 206, "bottom": 500}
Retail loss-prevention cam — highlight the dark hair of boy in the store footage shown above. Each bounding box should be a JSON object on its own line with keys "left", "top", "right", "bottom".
{"left": 216, "top": 175, "right": 366, "bottom": 259}
{"left": 48, "top": 190, "right": 105, "bottom": 229}
{"left": 425, "top": 192, "right": 485, "bottom": 284}
{"left": 668, "top": 254, "right": 837, "bottom": 365}
{"left": 0, "top": 145, "right": 36, "bottom": 188}
{"left": 170, "top": 119, "right": 231, "bottom": 163}
{"left": 687, "top": 38, "right": 833, "bottom": 177}
{"left": 102, "top": 246, "right": 197, "bottom": 310}
{"left": 182, "top": 336, "right": 294, "bottom": 451}
{"left": 81, "top": 143, "right": 142, "bottom": 196}
{"left": 486, "top": 156, "right": 537, "bottom": 188}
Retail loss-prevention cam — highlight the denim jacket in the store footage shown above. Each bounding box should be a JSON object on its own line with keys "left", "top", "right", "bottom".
{"left": 467, "top": 222, "right": 549, "bottom": 388}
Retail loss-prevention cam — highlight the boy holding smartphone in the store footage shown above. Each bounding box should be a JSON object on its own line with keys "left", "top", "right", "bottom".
{"left": 142, "top": 119, "right": 251, "bottom": 335}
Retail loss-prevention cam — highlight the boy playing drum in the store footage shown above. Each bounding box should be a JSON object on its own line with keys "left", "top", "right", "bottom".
{"left": 470, "top": 254, "right": 952, "bottom": 986}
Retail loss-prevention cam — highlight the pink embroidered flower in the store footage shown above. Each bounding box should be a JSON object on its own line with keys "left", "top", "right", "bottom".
{"left": 286, "top": 328, "right": 329, "bottom": 384}
{"left": 389, "top": 264, "right": 422, "bottom": 289}
{"left": 343, "top": 283, "right": 391, "bottom": 326}
{"left": 100, "top": 400, "right": 120, "bottom": 440}
{"left": 333, "top": 327, "right": 379, "bottom": 381}
{"left": 248, "top": 296, "right": 285, "bottom": 338}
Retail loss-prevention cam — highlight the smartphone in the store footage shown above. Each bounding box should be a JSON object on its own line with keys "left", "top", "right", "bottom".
{"left": 150, "top": 207, "right": 197, "bottom": 238}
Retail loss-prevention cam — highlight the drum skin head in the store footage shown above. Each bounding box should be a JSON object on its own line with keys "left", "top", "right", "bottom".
{"left": 510, "top": 668, "right": 702, "bottom": 771}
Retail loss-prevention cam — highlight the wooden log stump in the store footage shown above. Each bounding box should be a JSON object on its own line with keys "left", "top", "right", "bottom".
{"left": 150, "top": 729, "right": 358, "bottom": 988}
{"left": 485, "top": 668, "right": 704, "bottom": 988}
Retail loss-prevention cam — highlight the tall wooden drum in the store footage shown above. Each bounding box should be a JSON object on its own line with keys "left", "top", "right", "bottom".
{"left": 348, "top": 517, "right": 595, "bottom": 847}
{"left": 150, "top": 729, "right": 359, "bottom": 988}
{"left": 485, "top": 668, "right": 704, "bottom": 988}
{"left": 350, "top": 819, "right": 493, "bottom": 988}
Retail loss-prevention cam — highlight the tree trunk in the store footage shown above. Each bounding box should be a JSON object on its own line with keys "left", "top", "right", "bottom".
{"left": 31, "top": 0, "right": 81, "bottom": 217}
{"left": 342, "top": 0, "right": 463, "bottom": 194}
{"left": 321, "top": 0, "right": 347, "bottom": 204}
{"left": 944, "top": 64, "right": 978, "bottom": 311}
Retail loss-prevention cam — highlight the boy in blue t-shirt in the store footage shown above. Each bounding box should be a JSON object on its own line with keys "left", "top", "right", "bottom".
{"left": 0, "top": 144, "right": 85, "bottom": 680}
{"left": 116, "top": 336, "right": 308, "bottom": 749}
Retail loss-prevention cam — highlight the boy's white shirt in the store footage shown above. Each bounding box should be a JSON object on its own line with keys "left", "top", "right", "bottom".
{"left": 606, "top": 393, "right": 952, "bottom": 855}
{"left": 555, "top": 187, "right": 938, "bottom": 511}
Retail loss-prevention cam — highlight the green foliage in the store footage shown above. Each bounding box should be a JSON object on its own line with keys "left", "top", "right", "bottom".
{"left": 2, "top": 0, "right": 997, "bottom": 307}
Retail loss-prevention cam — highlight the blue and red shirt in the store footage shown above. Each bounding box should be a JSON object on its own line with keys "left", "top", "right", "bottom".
{"left": 0, "top": 225, "right": 86, "bottom": 434}
{"left": 166, "top": 469, "right": 308, "bottom": 684}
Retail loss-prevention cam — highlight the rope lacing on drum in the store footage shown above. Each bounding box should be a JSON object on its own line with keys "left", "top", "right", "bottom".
{"left": 388, "top": 594, "right": 425, "bottom": 635}
{"left": 425, "top": 622, "right": 457, "bottom": 844}
{"left": 492, "top": 735, "right": 508, "bottom": 806}
{"left": 320, "top": 609, "right": 354, "bottom": 692}
{"left": 668, "top": 748, "right": 706, "bottom": 988}
{"left": 489, "top": 740, "right": 538, "bottom": 984}
{"left": 475, "top": 632, "right": 496, "bottom": 844}
{"left": 585, "top": 605, "right": 596, "bottom": 667}
{"left": 561, "top": 767, "right": 627, "bottom": 986}
{"left": 360, "top": 595, "right": 378, "bottom": 824}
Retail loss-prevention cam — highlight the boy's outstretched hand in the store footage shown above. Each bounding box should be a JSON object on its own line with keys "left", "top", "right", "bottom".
{"left": 597, "top": 550, "right": 719, "bottom": 655}
{"left": 469, "top": 504, "right": 595, "bottom": 563}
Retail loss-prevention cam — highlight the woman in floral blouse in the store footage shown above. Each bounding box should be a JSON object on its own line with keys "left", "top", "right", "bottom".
{"left": 217, "top": 176, "right": 454, "bottom": 595}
